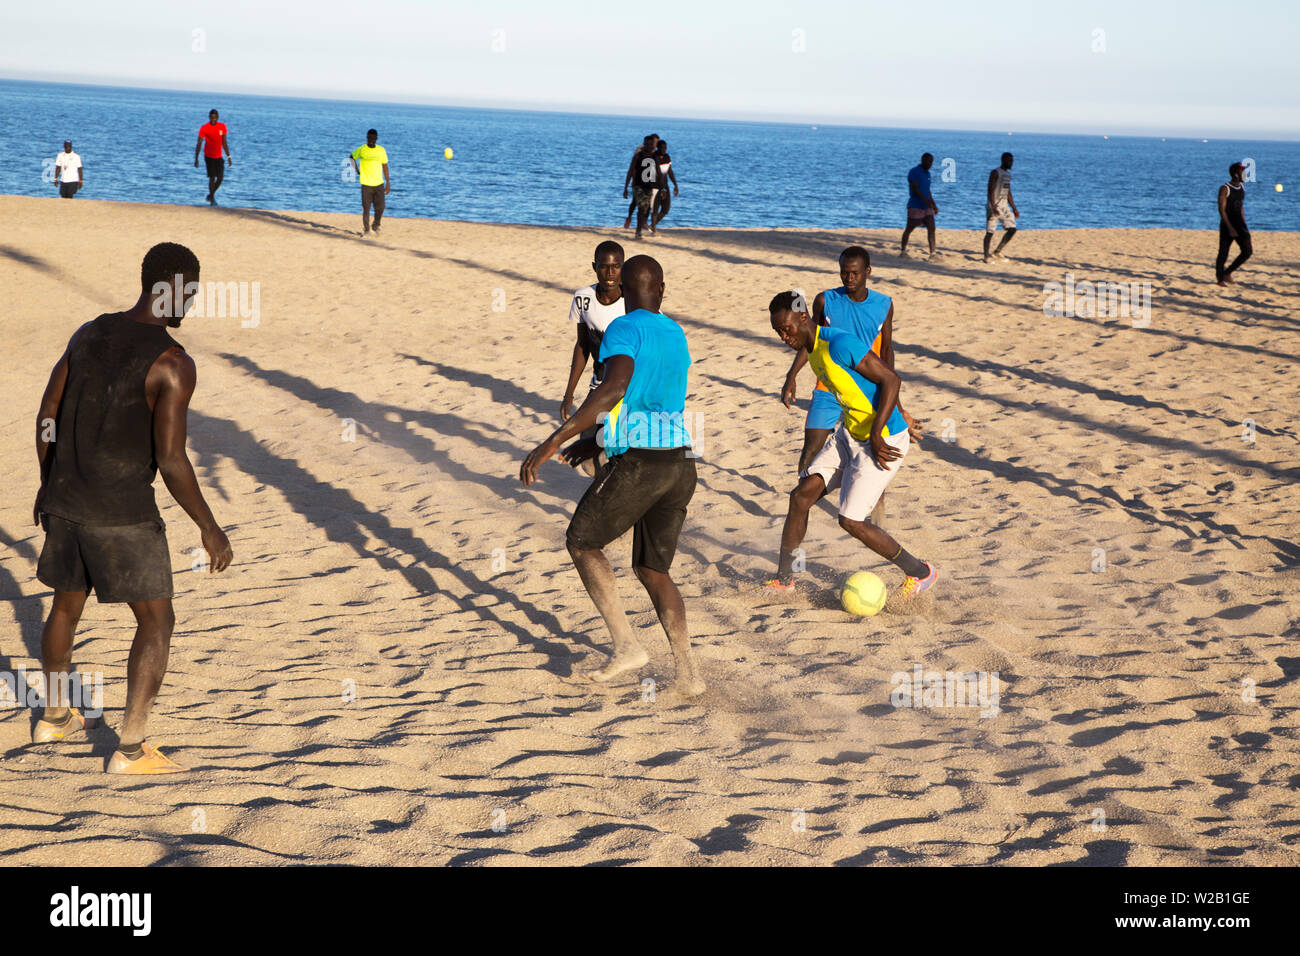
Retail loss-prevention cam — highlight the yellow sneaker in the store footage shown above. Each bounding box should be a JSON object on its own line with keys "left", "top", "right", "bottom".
{"left": 32, "top": 708, "right": 86, "bottom": 744}
{"left": 107, "top": 743, "right": 186, "bottom": 774}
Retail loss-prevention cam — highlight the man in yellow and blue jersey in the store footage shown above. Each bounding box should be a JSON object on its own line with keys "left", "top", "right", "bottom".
{"left": 768, "top": 291, "right": 937, "bottom": 599}
{"left": 771, "top": 246, "right": 920, "bottom": 589}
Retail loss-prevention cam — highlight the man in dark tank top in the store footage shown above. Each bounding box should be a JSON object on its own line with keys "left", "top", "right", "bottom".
{"left": 1216, "top": 161, "right": 1252, "bottom": 286}
{"left": 32, "top": 242, "right": 233, "bottom": 774}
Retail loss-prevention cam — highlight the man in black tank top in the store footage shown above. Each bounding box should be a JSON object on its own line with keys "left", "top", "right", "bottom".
{"left": 33, "top": 242, "right": 233, "bottom": 774}
{"left": 1216, "top": 162, "right": 1252, "bottom": 285}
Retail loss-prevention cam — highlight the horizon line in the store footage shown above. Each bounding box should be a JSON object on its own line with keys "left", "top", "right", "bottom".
{"left": 3, "top": 73, "right": 1298, "bottom": 145}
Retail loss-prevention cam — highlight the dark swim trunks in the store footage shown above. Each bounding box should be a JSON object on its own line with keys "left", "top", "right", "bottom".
{"left": 634, "top": 185, "right": 655, "bottom": 216}
{"left": 205, "top": 156, "right": 225, "bottom": 178}
{"left": 37, "top": 513, "right": 174, "bottom": 603}
{"left": 566, "top": 447, "right": 696, "bottom": 573}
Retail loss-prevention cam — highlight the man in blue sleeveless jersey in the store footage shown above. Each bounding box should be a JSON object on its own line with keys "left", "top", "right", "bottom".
{"left": 768, "top": 292, "right": 937, "bottom": 599}
{"left": 771, "top": 247, "right": 920, "bottom": 589}
{"left": 521, "top": 255, "right": 705, "bottom": 697}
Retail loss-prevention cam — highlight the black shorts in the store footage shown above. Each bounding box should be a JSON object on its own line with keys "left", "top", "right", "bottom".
{"left": 566, "top": 447, "right": 696, "bottom": 573}
{"left": 205, "top": 156, "right": 225, "bottom": 178}
{"left": 58, "top": 182, "right": 81, "bottom": 198}
{"left": 37, "top": 513, "right": 174, "bottom": 603}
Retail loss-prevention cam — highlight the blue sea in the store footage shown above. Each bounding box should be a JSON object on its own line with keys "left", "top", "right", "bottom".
{"left": 1, "top": 78, "right": 1297, "bottom": 231}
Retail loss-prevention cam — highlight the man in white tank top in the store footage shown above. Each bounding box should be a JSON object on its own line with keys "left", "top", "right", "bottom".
{"left": 561, "top": 241, "right": 626, "bottom": 474}
{"left": 983, "top": 152, "right": 1019, "bottom": 262}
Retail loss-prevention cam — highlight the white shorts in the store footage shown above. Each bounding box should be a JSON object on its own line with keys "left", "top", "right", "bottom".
{"left": 986, "top": 201, "right": 1016, "bottom": 232}
{"left": 801, "top": 426, "right": 909, "bottom": 522}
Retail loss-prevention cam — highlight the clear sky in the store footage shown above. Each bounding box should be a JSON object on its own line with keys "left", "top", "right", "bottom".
{"left": 3, "top": 0, "right": 1297, "bottom": 138}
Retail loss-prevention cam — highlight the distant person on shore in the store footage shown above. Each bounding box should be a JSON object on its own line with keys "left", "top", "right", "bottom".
{"left": 768, "top": 291, "right": 937, "bottom": 599}
{"left": 652, "top": 140, "right": 679, "bottom": 229}
{"left": 53, "top": 141, "right": 84, "bottom": 199}
{"left": 560, "top": 240, "right": 626, "bottom": 476}
{"left": 33, "top": 242, "right": 234, "bottom": 773}
{"left": 349, "top": 129, "right": 391, "bottom": 236}
{"left": 900, "top": 153, "right": 938, "bottom": 257}
{"left": 1216, "top": 162, "right": 1252, "bottom": 286}
{"left": 983, "top": 152, "right": 1018, "bottom": 262}
{"left": 622, "top": 134, "right": 662, "bottom": 239}
{"left": 194, "top": 109, "right": 232, "bottom": 206}
{"left": 521, "top": 255, "right": 706, "bottom": 697}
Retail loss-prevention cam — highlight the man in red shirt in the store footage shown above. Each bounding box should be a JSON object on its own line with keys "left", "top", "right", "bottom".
{"left": 193, "top": 109, "right": 232, "bottom": 206}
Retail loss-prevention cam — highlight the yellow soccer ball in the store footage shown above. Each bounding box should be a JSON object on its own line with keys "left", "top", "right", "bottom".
{"left": 841, "top": 571, "right": 887, "bottom": 617}
{"left": 444, "top": 147, "right": 454, "bottom": 160}
{"left": 1276, "top": 183, "right": 1284, "bottom": 193}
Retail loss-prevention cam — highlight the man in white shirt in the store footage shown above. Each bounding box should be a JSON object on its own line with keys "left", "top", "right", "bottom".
{"left": 560, "top": 240, "right": 625, "bottom": 475}
{"left": 983, "top": 152, "right": 1019, "bottom": 262}
{"left": 54, "top": 141, "right": 83, "bottom": 199}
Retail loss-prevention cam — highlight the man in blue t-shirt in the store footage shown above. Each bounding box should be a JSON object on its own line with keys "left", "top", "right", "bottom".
{"left": 901, "top": 153, "right": 939, "bottom": 257}
{"left": 521, "top": 255, "right": 706, "bottom": 698}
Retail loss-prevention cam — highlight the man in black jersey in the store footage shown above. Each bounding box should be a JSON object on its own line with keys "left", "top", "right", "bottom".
{"left": 32, "top": 242, "right": 233, "bottom": 773}
{"left": 622, "top": 134, "right": 662, "bottom": 239}
{"left": 622, "top": 134, "right": 658, "bottom": 231}
{"left": 1216, "top": 162, "right": 1252, "bottom": 286}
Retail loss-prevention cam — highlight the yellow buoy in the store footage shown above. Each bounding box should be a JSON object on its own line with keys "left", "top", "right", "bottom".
{"left": 444, "top": 147, "right": 454, "bottom": 160}
{"left": 1276, "top": 183, "right": 1284, "bottom": 193}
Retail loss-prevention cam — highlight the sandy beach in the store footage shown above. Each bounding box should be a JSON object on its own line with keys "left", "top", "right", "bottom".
{"left": 1, "top": 194, "right": 1297, "bottom": 866}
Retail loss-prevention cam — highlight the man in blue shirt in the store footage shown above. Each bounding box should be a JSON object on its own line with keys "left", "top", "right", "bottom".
{"left": 901, "top": 153, "right": 938, "bottom": 257}
{"left": 521, "top": 255, "right": 705, "bottom": 698}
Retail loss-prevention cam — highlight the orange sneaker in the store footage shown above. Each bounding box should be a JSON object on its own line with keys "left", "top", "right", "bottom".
{"left": 898, "top": 563, "right": 938, "bottom": 600}
{"left": 32, "top": 708, "right": 86, "bottom": 744}
{"left": 761, "top": 578, "right": 795, "bottom": 591}
{"left": 107, "top": 743, "right": 186, "bottom": 774}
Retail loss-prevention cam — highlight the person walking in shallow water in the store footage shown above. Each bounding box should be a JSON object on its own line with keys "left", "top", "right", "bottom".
{"left": 1216, "top": 162, "right": 1252, "bottom": 286}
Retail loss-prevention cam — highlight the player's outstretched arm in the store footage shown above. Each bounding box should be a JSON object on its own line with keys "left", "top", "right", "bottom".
{"left": 152, "top": 350, "right": 233, "bottom": 572}
{"left": 522, "top": 355, "right": 633, "bottom": 485}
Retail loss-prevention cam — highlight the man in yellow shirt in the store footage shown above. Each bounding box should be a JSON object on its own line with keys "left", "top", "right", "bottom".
{"left": 349, "top": 129, "right": 391, "bottom": 236}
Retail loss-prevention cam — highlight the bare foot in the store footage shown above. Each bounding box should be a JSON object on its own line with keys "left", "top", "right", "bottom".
{"left": 673, "top": 676, "right": 707, "bottom": 698}
{"left": 582, "top": 647, "right": 650, "bottom": 683}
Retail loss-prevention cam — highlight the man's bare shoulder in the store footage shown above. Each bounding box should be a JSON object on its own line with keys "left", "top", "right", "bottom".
{"left": 152, "top": 345, "right": 196, "bottom": 389}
